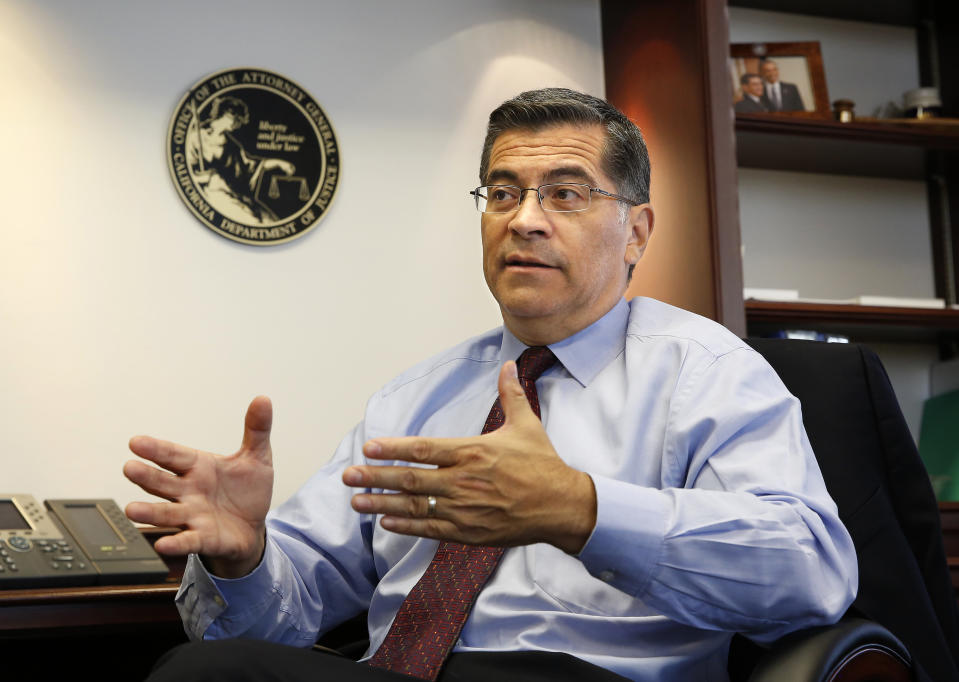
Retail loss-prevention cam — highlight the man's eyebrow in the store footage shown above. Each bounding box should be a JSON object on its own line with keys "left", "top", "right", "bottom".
{"left": 486, "top": 166, "right": 597, "bottom": 186}
{"left": 543, "top": 166, "right": 596, "bottom": 185}
{"left": 486, "top": 169, "right": 519, "bottom": 185}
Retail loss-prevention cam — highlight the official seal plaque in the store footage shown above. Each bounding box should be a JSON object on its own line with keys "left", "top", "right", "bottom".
{"left": 167, "top": 68, "right": 339, "bottom": 245}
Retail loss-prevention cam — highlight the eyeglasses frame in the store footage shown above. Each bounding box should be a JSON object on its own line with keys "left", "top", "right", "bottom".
{"left": 470, "top": 183, "right": 639, "bottom": 214}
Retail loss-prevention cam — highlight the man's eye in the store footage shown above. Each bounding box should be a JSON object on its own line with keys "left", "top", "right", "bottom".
{"left": 548, "top": 185, "right": 586, "bottom": 202}
{"left": 490, "top": 188, "right": 517, "bottom": 202}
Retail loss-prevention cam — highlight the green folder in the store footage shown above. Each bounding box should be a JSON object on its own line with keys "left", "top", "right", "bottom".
{"left": 919, "top": 389, "right": 959, "bottom": 500}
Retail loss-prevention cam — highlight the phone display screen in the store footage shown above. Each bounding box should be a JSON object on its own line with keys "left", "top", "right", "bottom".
{"left": 0, "top": 500, "right": 31, "bottom": 530}
{"left": 65, "top": 504, "right": 124, "bottom": 547}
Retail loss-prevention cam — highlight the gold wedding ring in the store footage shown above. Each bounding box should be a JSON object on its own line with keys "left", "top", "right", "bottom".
{"left": 426, "top": 495, "right": 437, "bottom": 517}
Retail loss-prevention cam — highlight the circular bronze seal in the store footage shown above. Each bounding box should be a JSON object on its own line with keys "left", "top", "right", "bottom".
{"left": 167, "top": 68, "right": 339, "bottom": 245}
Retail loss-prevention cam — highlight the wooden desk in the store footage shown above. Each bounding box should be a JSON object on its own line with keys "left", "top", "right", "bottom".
{"left": 0, "top": 529, "right": 187, "bottom": 679}
{"left": 4, "top": 514, "right": 958, "bottom": 678}
{"left": 940, "top": 502, "right": 959, "bottom": 599}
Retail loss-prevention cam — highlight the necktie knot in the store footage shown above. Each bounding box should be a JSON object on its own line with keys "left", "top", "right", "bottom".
{"left": 516, "top": 346, "right": 556, "bottom": 382}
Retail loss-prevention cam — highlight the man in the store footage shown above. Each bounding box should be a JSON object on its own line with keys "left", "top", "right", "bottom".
{"left": 124, "top": 88, "right": 857, "bottom": 681}
{"left": 760, "top": 60, "right": 805, "bottom": 112}
{"left": 734, "top": 73, "right": 769, "bottom": 113}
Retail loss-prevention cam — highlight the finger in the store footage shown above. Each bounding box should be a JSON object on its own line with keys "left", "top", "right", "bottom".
{"left": 124, "top": 500, "right": 190, "bottom": 528}
{"left": 241, "top": 395, "right": 273, "bottom": 458}
{"left": 152, "top": 529, "right": 205, "bottom": 556}
{"left": 123, "top": 460, "right": 187, "bottom": 501}
{"left": 361, "top": 436, "right": 466, "bottom": 466}
{"left": 350, "top": 491, "right": 433, "bottom": 517}
{"left": 378, "top": 515, "right": 465, "bottom": 543}
{"left": 128, "top": 436, "right": 199, "bottom": 475}
{"left": 497, "top": 360, "right": 537, "bottom": 427}
{"left": 343, "top": 462, "right": 449, "bottom": 493}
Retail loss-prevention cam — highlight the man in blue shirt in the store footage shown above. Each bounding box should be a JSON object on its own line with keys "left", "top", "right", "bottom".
{"left": 124, "top": 88, "right": 857, "bottom": 681}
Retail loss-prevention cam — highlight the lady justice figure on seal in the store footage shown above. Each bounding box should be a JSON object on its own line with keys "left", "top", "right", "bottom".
{"left": 186, "top": 95, "right": 295, "bottom": 226}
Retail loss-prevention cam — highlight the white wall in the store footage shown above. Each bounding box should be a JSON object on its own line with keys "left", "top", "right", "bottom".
{"left": 0, "top": 0, "right": 605, "bottom": 508}
{"left": 739, "top": 169, "right": 935, "bottom": 300}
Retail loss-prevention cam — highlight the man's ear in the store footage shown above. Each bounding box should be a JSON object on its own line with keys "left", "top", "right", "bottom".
{"left": 624, "top": 204, "right": 654, "bottom": 268}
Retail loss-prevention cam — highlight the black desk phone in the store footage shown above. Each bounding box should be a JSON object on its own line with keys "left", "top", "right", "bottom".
{"left": 0, "top": 494, "right": 169, "bottom": 589}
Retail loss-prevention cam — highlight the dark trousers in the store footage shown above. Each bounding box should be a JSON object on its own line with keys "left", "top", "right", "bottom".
{"left": 146, "top": 639, "right": 631, "bottom": 682}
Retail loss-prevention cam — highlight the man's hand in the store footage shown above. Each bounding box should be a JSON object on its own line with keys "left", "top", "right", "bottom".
{"left": 343, "top": 362, "right": 597, "bottom": 554}
{"left": 122, "top": 396, "right": 275, "bottom": 578}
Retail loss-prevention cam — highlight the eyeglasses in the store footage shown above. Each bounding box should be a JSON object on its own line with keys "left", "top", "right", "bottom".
{"left": 470, "top": 183, "right": 638, "bottom": 214}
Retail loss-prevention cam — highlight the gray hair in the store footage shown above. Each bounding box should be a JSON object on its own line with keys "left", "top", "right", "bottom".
{"left": 479, "top": 88, "right": 650, "bottom": 205}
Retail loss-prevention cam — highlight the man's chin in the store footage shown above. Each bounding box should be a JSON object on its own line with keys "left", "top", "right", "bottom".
{"left": 496, "top": 294, "right": 563, "bottom": 322}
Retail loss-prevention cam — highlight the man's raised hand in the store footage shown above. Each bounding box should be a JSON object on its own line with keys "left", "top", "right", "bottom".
{"left": 343, "top": 362, "right": 597, "bottom": 554}
{"left": 123, "top": 395, "right": 275, "bottom": 578}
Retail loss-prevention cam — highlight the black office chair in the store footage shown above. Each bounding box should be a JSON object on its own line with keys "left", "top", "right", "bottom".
{"left": 319, "top": 340, "right": 959, "bottom": 681}
{"left": 734, "top": 338, "right": 959, "bottom": 681}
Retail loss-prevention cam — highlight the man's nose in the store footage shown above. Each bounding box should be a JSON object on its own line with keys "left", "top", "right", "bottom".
{"left": 508, "top": 189, "right": 552, "bottom": 238}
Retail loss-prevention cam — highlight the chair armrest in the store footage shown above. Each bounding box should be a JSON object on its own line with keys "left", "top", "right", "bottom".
{"left": 748, "top": 618, "right": 911, "bottom": 682}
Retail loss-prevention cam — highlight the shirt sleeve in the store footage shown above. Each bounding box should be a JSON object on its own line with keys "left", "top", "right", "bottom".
{"left": 174, "top": 421, "right": 379, "bottom": 645}
{"left": 577, "top": 347, "right": 858, "bottom": 642}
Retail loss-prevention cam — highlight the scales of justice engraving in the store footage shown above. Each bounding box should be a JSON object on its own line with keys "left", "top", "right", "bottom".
{"left": 167, "top": 68, "right": 340, "bottom": 245}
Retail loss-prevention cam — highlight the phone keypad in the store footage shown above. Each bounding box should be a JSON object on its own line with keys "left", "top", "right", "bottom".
{"left": 35, "top": 540, "right": 86, "bottom": 571}
{"left": 0, "top": 540, "right": 16, "bottom": 573}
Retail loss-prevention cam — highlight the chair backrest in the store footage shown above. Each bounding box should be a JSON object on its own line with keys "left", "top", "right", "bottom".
{"left": 746, "top": 338, "right": 959, "bottom": 681}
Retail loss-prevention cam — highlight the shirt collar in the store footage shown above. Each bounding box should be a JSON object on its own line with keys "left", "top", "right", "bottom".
{"left": 499, "top": 297, "right": 629, "bottom": 387}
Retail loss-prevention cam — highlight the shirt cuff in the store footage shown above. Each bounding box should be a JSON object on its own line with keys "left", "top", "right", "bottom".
{"left": 175, "top": 553, "right": 229, "bottom": 640}
{"left": 577, "top": 473, "right": 668, "bottom": 597}
{"left": 175, "top": 542, "right": 277, "bottom": 640}
{"left": 207, "top": 543, "right": 275, "bottom": 605}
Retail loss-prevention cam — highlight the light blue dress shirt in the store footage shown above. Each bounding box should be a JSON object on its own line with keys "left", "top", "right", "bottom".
{"left": 175, "top": 297, "right": 858, "bottom": 681}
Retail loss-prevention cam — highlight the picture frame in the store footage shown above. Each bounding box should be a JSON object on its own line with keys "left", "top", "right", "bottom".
{"left": 729, "top": 41, "right": 830, "bottom": 119}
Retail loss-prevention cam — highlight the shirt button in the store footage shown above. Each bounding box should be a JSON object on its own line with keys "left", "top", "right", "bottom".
{"left": 599, "top": 570, "right": 615, "bottom": 583}
{"left": 213, "top": 595, "right": 225, "bottom": 607}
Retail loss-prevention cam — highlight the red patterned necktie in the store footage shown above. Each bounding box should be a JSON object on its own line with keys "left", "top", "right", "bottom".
{"left": 367, "top": 346, "right": 557, "bottom": 680}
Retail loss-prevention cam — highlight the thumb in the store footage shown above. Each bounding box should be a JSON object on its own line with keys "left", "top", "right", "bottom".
{"left": 241, "top": 395, "right": 273, "bottom": 456}
{"left": 497, "top": 361, "right": 537, "bottom": 427}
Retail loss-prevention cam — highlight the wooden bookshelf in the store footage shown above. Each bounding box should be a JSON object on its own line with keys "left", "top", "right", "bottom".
{"left": 736, "top": 114, "right": 959, "bottom": 147}
{"left": 745, "top": 300, "right": 959, "bottom": 342}
{"left": 940, "top": 502, "right": 959, "bottom": 601}
{"left": 736, "top": 114, "right": 959, "bottom": 179}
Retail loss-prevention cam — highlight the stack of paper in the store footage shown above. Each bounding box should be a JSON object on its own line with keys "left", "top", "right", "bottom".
{"left": 852, "top": 295, "right": 945, "bottom": 309}
{"left": 743, "top": 288, "right": 799, "bottom": 302}
{"left": 743, "top": 288, "right": 946, "bottom": 309}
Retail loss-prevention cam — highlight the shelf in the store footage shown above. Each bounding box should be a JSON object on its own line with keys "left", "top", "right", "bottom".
{"left": 728, "top": 0, "right": 920, "bottom": 26}
{"left": 736, "top": 114, "right": 959, "bottom": 148}
{"left": 736, "top": 114, "right": 959, "bottom": 178}
{"left": 745, "top": 300, "right": 959, "bottom": 343}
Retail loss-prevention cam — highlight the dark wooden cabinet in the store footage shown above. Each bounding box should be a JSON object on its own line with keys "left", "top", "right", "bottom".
{"left": 602, "top": 0, "right": 959, "bottom": 357}
{"left": 601, "top": 0, "right": 745, "bottom": 334}
{"left": 940, "top": 502, "right": 959, "bottom": 600}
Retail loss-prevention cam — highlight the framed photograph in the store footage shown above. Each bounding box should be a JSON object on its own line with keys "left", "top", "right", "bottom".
{"left": 729, "top": 41, "right": 830, "bottom": 119}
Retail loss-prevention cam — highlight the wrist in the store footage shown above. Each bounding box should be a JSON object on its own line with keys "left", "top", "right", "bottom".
{"left": 552, "top": 471, "right": 597, "bottom": 555}
{"left": 202, "top": 528, "right": 267, "bottom": 579}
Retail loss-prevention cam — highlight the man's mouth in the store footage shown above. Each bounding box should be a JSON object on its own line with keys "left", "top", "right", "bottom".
{"left": 505, "top": 257, "right": 555, "bottom": 269}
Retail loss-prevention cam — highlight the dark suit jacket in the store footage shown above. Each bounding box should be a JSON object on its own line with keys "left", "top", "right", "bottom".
{"left": 735, "top": 95, "right": 768, "bottom": 113}
{"left": 765, "top": 81, "right": 804, "bottom": 111}
{"left": 747, "top": 339, "right": 959, "bottom": 682}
